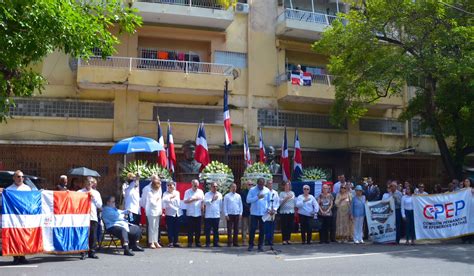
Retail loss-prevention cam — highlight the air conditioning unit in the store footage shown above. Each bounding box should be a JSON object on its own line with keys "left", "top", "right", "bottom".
{"left": 235, "top": 3, "right": 249, "bottom": 14}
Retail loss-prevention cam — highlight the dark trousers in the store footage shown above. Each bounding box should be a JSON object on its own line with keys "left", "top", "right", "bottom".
{"left": 299, "top": 214, "right": 312, "bottom": 244}
{"left": 205, "top": 218, "right": 220, "bottom": 246}
{"left": 395, "top": 208, "right": 402, "bottom": 244}
{"left": 166, "top": 215, "right": 180, "bottom": 245}
{"left": 280, "top": 213, "right": 294, "bottom": 242}
{"left": 319, "top": 215, "right": 333, "bottom": 243}
{"left": 226, "top": 215, "right": 240, "bottom": 245}
{"left": 129, "top": 213, "right": 141, "bottom": 226}
{"left": 249, "top": 215, "right": 264, "bottom": 248}
{"left": 107, "top": 225, "right": 141, "bottom": 248}
{"left": 187, "top": 216, "right": 202, "bottom": 245}
{"left": 404, "top": 210, "right": 415, "bottom": 241}
{"left": 264, "top": 220, "right": 276, "bottom": 246}
{"left": 89, "top": 220, "right": 98, "bottom": 253}
{"left": 330, "top": 207, "right": 337, "bottom": 241}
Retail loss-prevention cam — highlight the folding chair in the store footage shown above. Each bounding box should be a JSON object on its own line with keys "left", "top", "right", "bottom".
{"left": 99, "top": 220, "right": 121, "bottom": 249}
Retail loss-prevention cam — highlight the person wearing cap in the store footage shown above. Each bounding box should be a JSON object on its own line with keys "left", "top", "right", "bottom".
{"left": 351, "top": 185, "right": 366, "bottom": 244}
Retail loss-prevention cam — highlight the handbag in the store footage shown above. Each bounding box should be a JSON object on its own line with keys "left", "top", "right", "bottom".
{"left": 310, "top": 217, "right": 322, "bottom": 231}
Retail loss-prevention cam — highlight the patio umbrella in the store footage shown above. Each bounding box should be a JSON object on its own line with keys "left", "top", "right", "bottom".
{"left": 109, "top": 136, "right": 163, "bottom": 154}
{"left": 68, "top": 167, "right": 101, "bottom": 177}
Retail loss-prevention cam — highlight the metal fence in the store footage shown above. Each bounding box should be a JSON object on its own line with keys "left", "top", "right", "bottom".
{"left": 275, "top": 71, "right": 334, "bottom": 86}
{"left": 78, "top": 56, "right": 234, "bottom": 76}
{"left": 278, "top": 8, "right": 337, "bottom": 26}
{"left": 137, "top": 0, "right": 226, "bottom": 9}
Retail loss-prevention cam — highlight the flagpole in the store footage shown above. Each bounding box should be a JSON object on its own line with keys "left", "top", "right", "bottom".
{"left": 224, "top": 79, "right": 230, "bottom": 166}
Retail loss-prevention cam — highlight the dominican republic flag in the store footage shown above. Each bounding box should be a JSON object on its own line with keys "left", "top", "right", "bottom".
{"left": 195, "top": 123, "right": 210, "bottom": 171}
{"left": 244, "top": 130, "right": 252, "bottom": 167}
{"left": 280, "top": 127, "right": 291, "bottom": 182}
{"left": 157, "top": 119, "right": 167, "bottom": 168}
{"left": 291, "top": 70, "right": 303, "bottom": 85}
{"left": 302, "top": 72, "right": 312, "bottom": 86}
{"left": 293, "top": 129, "right": 303, "bottom": 180}
{"left": 223, "top": 83, "right": 233, "bottom": 149}
{"left": 1, "top": 190, "right": 90, "bottom": 256}
{"left": 166, "top": 121, "right": 176, "bottom": 173}
{"left": 259, "top": 128, "right": 266, "bottom": 163}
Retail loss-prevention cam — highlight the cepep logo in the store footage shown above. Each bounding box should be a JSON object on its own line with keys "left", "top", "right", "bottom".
{"left": 423, "top": 200, "right": 465, "bottom": 219}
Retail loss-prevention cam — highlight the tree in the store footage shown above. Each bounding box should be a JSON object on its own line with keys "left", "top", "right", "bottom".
{"left": 0, "top": 0, "right": 142, "bottom": 122}
{"left": 314, "top": 0, "right": 474, "bottom": 180}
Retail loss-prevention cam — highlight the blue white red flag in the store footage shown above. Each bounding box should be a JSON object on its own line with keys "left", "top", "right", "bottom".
{"left": 166, "top": 121, "right": 176, "bottom": 173}
{"left": 259, "top": 128, "right": 266, "bottom": 163}
{"left": 1, "top": 190, "right": 90, "bottom": 256}
{"left": 280, "top": 127, "right": 291, "bottom": 182}
{"left": 244, "top": 130, "right": 252, "bottom": 167}
{"left": 224, "top": 84, "right": 233, "bottom": 149}
{"left": 157, "top": 118, "right": 167, "bottom": 168}
{"left": 195, "top": 123, "right": 210, "bottom": 171}
{"left": 291, "top": 70, "right": 302, "bottom": 85}
{"left": 293, "top": 129, "right": 303, "bottom": 180}
{"left": 302, "top": 72, "right": 312, "bottom": 86}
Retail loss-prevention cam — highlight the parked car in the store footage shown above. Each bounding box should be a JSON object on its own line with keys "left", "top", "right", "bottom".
{"left": 0, "top": 171, "right": 44, "bottom": 190}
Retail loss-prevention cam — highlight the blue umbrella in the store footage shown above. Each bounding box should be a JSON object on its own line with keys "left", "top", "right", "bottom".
{"left": 109, "top": 136, "right": 163, "bottom": 154}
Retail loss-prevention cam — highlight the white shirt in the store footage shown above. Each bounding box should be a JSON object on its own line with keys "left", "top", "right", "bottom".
{"left": 184, "top": 188, "right": 204, "bottom": 217}
{"left": 145, "top": 188, "right": 163, "bottom": 217}
{"left": 223, "top": 192, "right": 242, "bottom": 216}
{"left": 296, "top": 194, "right": 319, "bottom": 217}
{"left": 139, "top": 183, "right": 151, "bottom": 209}
{"left": 79, "top": 188, "right": 102, "bottom": 222}
{"left": 333, "top": 181, "right": 342, "bottom": 194}
{"left": 267, "top": 189, "right": 280, "bottom": 212}
{"left": 162, "top": 190, "right": 181, "bottom": 217}
{"left": 204, "top": 191, "right": 223, "bottom": 219}
{"left": 124, "top": 180, "right": 141, "bottom": 215}
{"left": 279, "top": 191, "right": 295, "bottom": 214}
{"left": 401, "top": 195, "right": 413, "bottom": 218}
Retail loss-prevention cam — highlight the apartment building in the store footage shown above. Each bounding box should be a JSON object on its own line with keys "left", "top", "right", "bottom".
{"left": 0, "top": 0, "right": 444, "bottom": 194}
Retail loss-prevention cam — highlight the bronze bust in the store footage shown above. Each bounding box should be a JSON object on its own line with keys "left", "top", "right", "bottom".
{"left": 266, "top": 146, "right": 281, "bottom": 175}
{"left": 179, "top": 140, "right": 202, "bottom": 173}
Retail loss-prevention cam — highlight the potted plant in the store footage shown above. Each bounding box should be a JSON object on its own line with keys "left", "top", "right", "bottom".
{"left": 199, "top": 161, "right": 234, "bottom": 194}
{"left": 241, "top": 162, "right": 272, "bottom": 186}
{"left": 300, "top": 167, "right": 330, "bottom": 182}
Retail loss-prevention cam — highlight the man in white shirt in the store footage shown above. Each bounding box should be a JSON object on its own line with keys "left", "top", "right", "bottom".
{"left": 124, "top": 173, "right": 141, "bottom": 225}
{"left": 223, "top": 183, "right": 242, "bottom": 247}
{"left": 333, "top": 174, "right": 345, "bottom": 195}
{"left": 204, "top": 182, "right": 223, "bottom": 247}
{"left": 0, "top": 170, "right": 32, "bottom": 265}
{"left": 264, "top": 180, "right": 280, "bottom": 247}
{"left": 184, "top": 179, "right": 204, "bottom": 247}
{"left": 78, "top": 176, "right": 103, "bottom": 259}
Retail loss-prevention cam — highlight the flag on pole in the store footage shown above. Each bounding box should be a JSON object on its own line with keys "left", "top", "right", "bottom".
{"left": 2, "top": 190, "right": 90, "bottom": 256}
{"left": 293, "top": 129, "right": 303, "bottom": 180}
{"left": 244, "top": 130, "right": 252, "bottom": 167}
{"left": 157, "top": 118, "right": 167, "bottom": 168}
{"left": 223, "top": 82, "right": 233, "bottom": 149}
{"left": 166, "top": 121, "right": 176, "bottom": 173}
{"left": 195, "top": 122, "right": 210, "bottom": 171}
{"left": 259, "top": 128, "right": 266, "bottom": 163}
{"left": 280, "top": 127, "right": 291, "bottom": 182}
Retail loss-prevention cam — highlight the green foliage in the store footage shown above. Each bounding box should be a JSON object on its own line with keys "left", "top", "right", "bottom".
{"left": 241, "top": 162, "right": 273, "bottom": 185}
{"left": 300, "top": 167, "right": 330, "bottom": 181}
{"left": 200, "top": 161, "right": 234, "bottom": 194}
{"left": 121, "top": 160, "right": 171, "bottom": 181}
{"left": 314, "top": 0, "right": 474, "bottom": 178}
{"left": 0, "top": 0, "right": 142, "bottom": 122}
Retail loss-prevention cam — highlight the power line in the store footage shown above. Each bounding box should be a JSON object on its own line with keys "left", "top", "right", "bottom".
{"left": 439, "top": 1, "right": 474, "bottom": 15}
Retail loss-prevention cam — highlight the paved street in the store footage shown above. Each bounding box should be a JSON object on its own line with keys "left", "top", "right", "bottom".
{"left": 1, "top": 242, "right": 473, "bottom": 275}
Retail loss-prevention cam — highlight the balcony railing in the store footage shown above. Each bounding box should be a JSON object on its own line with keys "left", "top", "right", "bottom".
{"left": 137, "top": 0, "right": 226, "bottom": 10}
{"left": 276, "top": 71, "right": 334, "bottom": 86}
{"left": 278, "top": 8, "right": 338, "bottom": 26}
{"left": 78, "top": 56, "right": 234, "bottom": 76}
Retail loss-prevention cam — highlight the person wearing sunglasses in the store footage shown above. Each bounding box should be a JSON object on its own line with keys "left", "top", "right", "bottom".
{"left": 335, "top": 183, "right": 352, "bottom": 243}
{"left": 0, "top": 170, "right": 31, "bottom": 265}
{"left": 295, "top": 185, "right": 319, "bottom": 245}
{"left": 162, "top": 182, "right": 182, "bottom": 248}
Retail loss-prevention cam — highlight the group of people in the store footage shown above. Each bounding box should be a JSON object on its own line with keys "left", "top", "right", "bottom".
{"left": 2, "top": 170, "right": 473, "bottom": 265}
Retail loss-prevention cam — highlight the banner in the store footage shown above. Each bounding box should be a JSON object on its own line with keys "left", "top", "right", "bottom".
{"left": 1, "top": 190, "right": 90, "bottom": 256}
{"left": 413, "top": 188, "right": 473, "bottom": 240}
{"left": 365, "top": 198, "right": 396, "bottom": 243}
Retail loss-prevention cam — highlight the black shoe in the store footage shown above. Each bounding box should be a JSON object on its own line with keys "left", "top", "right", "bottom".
{"left": 205, "top": 244, "right": 210, "bottom": 248}
{"left": 132, "top": 245, "right": 145, "bottom": 252}
{"left": 12, "top": 257, "right": 21, "bottom": 265}
{"left": 307, "top": 241, "right": 312, "bottom": 245}
{"left": 257, "top": 247, "right": 264, "bottom": 252}
{"left": 233, "top": 244, "right": 240, "bottom": 247}
{"left": 80, "top": 253, "right": 86, "bottom": 260}
{"left": 187, "top": 243, "right": 193, "bottom": 248}
{"left": 247, "top": 246, "right": 253, "bottom": 252}
{"left": 227, "top": 243, "right": 232, "bottom": 247}
{"left": 213, "top": 244, "right": 221, "bottom": 248}
{"left": 173, "top": 243, "right": 181, "bottom": 248}
{"left": 19, "top": 256, "right": 29, "bottom": 264}
{"left": 124, "top": 248, "right": 135, "bottom": 256}
{"left": 195, "top": 243, "right": 202, "bottom": 248}
{"left": 88, "top": 253, "right": 99, "bottom": 259}
{"left": 325, "top": 241, "right": 330, "bottom": 244}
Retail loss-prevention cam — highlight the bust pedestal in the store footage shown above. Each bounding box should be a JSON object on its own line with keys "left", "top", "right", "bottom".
{"left": 178, "top": 173, "right": 199, "bottom": 183}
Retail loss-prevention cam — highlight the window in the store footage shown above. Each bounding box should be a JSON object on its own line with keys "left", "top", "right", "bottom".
{"left": 153, "top": 106, "right": 223, "bottom": 124}
{"left": 214, "top": 51, "right": 247, "bottom": 68}
{"left": 257, "top": 109, "right": 345, "bottom": 129}
{"left": 359, "top": 118, "right": 405, "bottom": 134}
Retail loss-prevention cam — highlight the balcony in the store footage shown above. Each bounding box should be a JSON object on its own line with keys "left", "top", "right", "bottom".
{"left": 276, "top": 71, "right": 336, "bottom": 103}
{"left": 276, "top": 8, "right": 337, "bottom": 41}
{"left": 134, "top": 0, "right": 234, "bottom": 30}
{"left": 77, "top": 56, "right": 234, "bottom": 95}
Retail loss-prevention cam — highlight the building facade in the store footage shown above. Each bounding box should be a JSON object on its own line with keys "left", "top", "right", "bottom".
{"left": 0, "top": 0, "right": 445, "bottom": 194}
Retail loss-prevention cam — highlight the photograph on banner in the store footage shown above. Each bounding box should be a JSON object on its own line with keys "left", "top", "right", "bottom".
{"left": 413, "top": 188, "right": 473, "bottom": 240}
{"left": 365, "top": 198, "right": 396, "bottom": 243}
